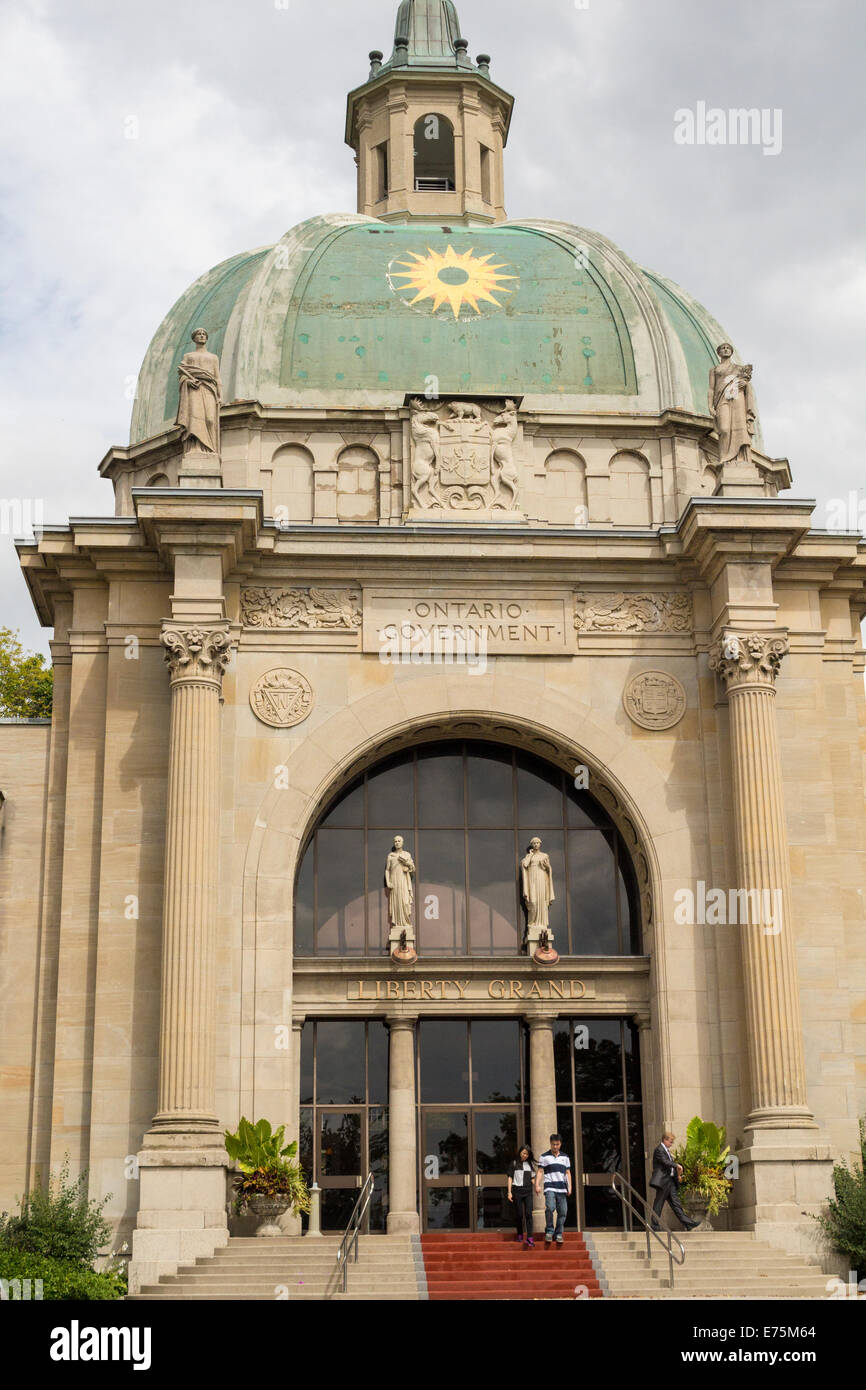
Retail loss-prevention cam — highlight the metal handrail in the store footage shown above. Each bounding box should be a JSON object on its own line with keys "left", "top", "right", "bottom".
{"left": 335, "top": 1172, "right": 376, "bottom": 1294}
{"left": 610, "top": 1171, "right": 686, "bottom": 1290}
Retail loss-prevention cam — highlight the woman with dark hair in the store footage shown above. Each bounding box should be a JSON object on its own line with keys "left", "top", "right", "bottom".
{"left": 507, "top": 1144, "right": 537, "bottom": 1246}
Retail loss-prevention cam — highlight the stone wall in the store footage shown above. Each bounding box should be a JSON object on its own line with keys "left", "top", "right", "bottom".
{"left": 0, "top": 721, "right": 49, "bottom": 1210}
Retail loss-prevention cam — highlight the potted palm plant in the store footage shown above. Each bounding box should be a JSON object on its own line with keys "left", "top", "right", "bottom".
{"left": 673, "top": 1116, "right": 734, "bottom": 1230}
{"left": 224, "top": 1118, "right": 311, "bottom": 1237}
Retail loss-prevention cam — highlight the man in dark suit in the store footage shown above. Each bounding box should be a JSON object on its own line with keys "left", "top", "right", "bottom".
{"left": 649, "top": 1131, "right": 699, "bottom": 1230}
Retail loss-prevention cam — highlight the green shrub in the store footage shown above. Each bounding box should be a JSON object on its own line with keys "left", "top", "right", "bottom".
{"left": 0, "top": 1248, "right": 125, "bottom": 1301}
{"left": 0, "top": 1158, "right": 112, "bottom": 1267}
{"left": 814, "top": 1118, "right": 866, "bottom": 1279}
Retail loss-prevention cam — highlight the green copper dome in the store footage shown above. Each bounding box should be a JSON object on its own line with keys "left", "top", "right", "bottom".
{"left": 131, "top": 213, "right": 739, "bottom": 445}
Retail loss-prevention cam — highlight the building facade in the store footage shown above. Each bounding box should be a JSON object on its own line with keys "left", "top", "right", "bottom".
{"left": 2, "top": 0, "right": 865, "bottom": 1294}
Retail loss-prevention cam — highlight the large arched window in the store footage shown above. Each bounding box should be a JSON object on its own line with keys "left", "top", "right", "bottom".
{"left": 413, "top": 113, "right": 455, "bottom": 192}
{"left": 294, "top": 741, "right": 641, "bottom": 958}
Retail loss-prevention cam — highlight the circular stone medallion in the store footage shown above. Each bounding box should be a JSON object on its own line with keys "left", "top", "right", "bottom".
{"left": 623, "top": 671, "right": 686, "bottom": 731}
{"left": 250, "top": 668, "right": 314, "bottom": 728}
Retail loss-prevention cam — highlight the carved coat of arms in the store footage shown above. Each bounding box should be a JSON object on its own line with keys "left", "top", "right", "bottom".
{"left": 409, "top": 399, "right": 521, "bottom": 513}
{"left": 439, "top": 412, "right": 492, "bottom": 489}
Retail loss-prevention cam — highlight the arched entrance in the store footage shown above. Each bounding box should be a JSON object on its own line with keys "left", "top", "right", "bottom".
{"left": 291, "top": 735, "right": 650, "bottom": 1232}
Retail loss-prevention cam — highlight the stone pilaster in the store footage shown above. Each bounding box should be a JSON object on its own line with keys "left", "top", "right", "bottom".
{"left": 710, "top": 631, "right": 833, "bottom": 1258}
{"left": 129, "top": 624, "right": 233, "bottom": 1293}
{"left": 527, "top": 1015, "right": 558, "bottom": 1234}
{"left": 387, "top": 1015, "right": 419, "bottom": 1235}
{"left": 152, "top": 625, "right": 232, "bottom": 1130}
{"left": 709, "top": 631, "right": 813, "bottom": 1131}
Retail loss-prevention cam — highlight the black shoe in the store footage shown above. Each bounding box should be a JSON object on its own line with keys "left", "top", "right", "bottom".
{"left": 650, "top": 1220, "right": 661, "bottom": 1231}
{"left": 681, "top": 1218, "right": 700, "bottom": 1230}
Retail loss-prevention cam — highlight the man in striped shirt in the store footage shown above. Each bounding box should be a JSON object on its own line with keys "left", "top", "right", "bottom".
{"left": 535, "top": 1133, "right": 572, "bottom": 1244}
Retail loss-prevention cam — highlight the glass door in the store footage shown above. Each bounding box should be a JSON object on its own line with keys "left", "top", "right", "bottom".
{"left": 421, "top": 1107, "right": 522, "bottom": 1230}
{"left": 422, "top": 1109, "right": 471, "bottom": 1229}
{"left": 577, "top": 1108, "right": 627, "bottom": 1229}
{"left": 317, "top": 1108, "right": 366, "bottom": 1231}
{"left": 473, "top": 1108, "right": 520, "bottom": 1230}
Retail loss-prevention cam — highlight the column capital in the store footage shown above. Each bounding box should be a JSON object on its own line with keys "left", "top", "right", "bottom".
{"left": 525, "top": 1013, "right": 558, "bottom": 1031}
{"left": 709, "top": 630, "right": 789, "bottom": 693}
{"left": 161, "top": 624, "right": 233, "bottom": 687}
{"left": 386, "top": 1013, "right": 419, "bottom": 1030}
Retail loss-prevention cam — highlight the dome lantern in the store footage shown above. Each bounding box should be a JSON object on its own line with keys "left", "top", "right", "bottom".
{"left": 346, "top": 0, "right": 513, "bottom": 225}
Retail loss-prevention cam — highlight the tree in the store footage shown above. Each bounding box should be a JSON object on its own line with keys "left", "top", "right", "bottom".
{"left": 0, "top": 627, "right": 53, "bottom": 718}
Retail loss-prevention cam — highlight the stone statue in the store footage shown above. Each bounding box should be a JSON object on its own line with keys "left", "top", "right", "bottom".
{"left": 409, "top": 400, "right": 443, "bottom": 509}
{"left": 491, "top": 400, "right": 519, "bottom": 507}
{"left": 385, "top": 835, "right": 416, "bottom": 939}
{"left": 521, "top": 837, "right": 555, "bottom": 932}
{"left": 709, "top": 344, "right": 756, "bottom": 465}
{"left": 176, "top": 328, "right": 222, "bottom": 457}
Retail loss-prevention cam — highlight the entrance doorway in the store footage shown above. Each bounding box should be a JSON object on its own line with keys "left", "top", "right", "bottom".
{"left": 418, "top": 1019, "right": 527, "bottom": 1232}
{"left": 421, "top": 1106, "right": 522, "bottom": 1230}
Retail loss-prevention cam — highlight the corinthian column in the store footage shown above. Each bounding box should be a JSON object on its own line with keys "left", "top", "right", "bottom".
{"left": 151, "top": 624, "right": 232, "bottom": 1131}
{"left": 709, "top": 631, "right": 814, "bottom": 1131}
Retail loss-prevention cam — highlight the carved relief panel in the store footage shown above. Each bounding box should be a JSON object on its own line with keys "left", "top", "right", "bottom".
{"left": 407, "top": 398, "right": 525, "bottom": 519}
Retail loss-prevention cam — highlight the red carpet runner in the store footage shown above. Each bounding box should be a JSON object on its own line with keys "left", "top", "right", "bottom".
{"left": 421, "top": 1231, "right": 603, "bottom": 1301}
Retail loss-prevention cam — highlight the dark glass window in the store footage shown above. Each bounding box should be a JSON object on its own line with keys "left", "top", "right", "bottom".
{"left": 295, "top": 742, "right": 642, "bottom": 957}
{"left": 300, "top": 1021, "right": 390, "bottom": 1231}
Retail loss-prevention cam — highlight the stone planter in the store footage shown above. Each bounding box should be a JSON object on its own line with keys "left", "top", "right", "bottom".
{"left": 683, "top": 1192, "right": 714, "bottom": 1232}
{"left": 247, "top": 1194, "right": 291, "bottom": 1238}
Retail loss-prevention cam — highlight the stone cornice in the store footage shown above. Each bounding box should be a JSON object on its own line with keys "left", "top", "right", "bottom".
{"left": 674, "top": 497, "right": 816, "bottom": 585}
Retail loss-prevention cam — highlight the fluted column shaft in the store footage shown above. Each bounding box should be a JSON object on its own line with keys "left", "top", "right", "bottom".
{"left": 387, "top": 1016, "right": 420, "bottom": 1234}
{"left": 152, "top": 626, "right": 232, "bottom": 1131}
{"left": 710, "top": 632, "right": 813, "bottom": 1129}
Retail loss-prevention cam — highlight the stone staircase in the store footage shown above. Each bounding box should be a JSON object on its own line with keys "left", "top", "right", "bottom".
{"left": 421, "top": 1231, "right": 603, "bottom": 1300}
{"left": 587, "top": 1230, "right": 833, "bottom": 1299}
{"left": 129, "top": 1234, "right": 427, "bottom": 1301}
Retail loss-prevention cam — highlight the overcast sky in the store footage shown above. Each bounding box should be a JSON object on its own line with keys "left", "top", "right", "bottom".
{"left": 1, "top": 0, "right": 864, "bottom": 656}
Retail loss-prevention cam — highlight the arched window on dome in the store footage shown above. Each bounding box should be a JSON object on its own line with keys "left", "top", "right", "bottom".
{"left": 294, "top": 741, "right": 642, "bottom": 959}
{"left": 413, "top": 114, "right": 456, "bottom": 193}
{"left": 544, "top": 449, "right": 588, "bottom": 526}
{"left": 146, "top": 473, "right": 170, "bottom": 487}
{"left": 609, "top": 451, "right": 652, "bottom": 527}
{"left": 337, "top": 446, "right": 379, "bottom": 522}
{"left": 269, "top": 444, "right": 314, "bottom": 525}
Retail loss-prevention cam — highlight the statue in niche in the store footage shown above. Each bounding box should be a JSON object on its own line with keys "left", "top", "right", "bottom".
{"left": 491, "top": 400, "right": 520, "bottom": 507}
{"left": 709, "top": 344, "right": 756, "bottom": 465}
{"left": 409, "top": 400, "right": 443, "bottom": 509}
{"left": 385, "top": 835, "right": 416, "bottom": 941}
{"left": 176, "top": 328, "right": 223, "bottom": 457}
{"left": 521, "top": 837, "right": 555, "bottom": 934}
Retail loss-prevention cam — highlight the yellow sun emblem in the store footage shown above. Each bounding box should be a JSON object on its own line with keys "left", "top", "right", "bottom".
{"left": 389, "top": 244, "right": 518, "bottom": 319}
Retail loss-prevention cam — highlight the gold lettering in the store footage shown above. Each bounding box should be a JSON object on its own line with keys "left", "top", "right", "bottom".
{"left": 376, "top": 979, "right": 383, "bottom": 999}
{"left": 527, "top": 981, "right": 543, "bottom": 999}
{"left": 488, "top": 980, "right": 506, "bottom": 999}
{"left": 386, "top": 980, "right": 400, "bottom": 999}
{"left": 420, "top": 980, "right": 434, "bottom": 999}
{"left": 454, "top": 980, "right": 470, "bottom": 999}
{"left": 549, "top": 980, "right": 566, "bottom": 999}
{"left": 570, "top": 980, "right": 586, "bottom": 999}
{"left": 403, "top": 979, "right": 418, "bottom": 999}
{"left": 438, "top": 981, "right": 448, "bottom": 999}
{"left": 509, "top": 980, "right": 524, "bottom": 999}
